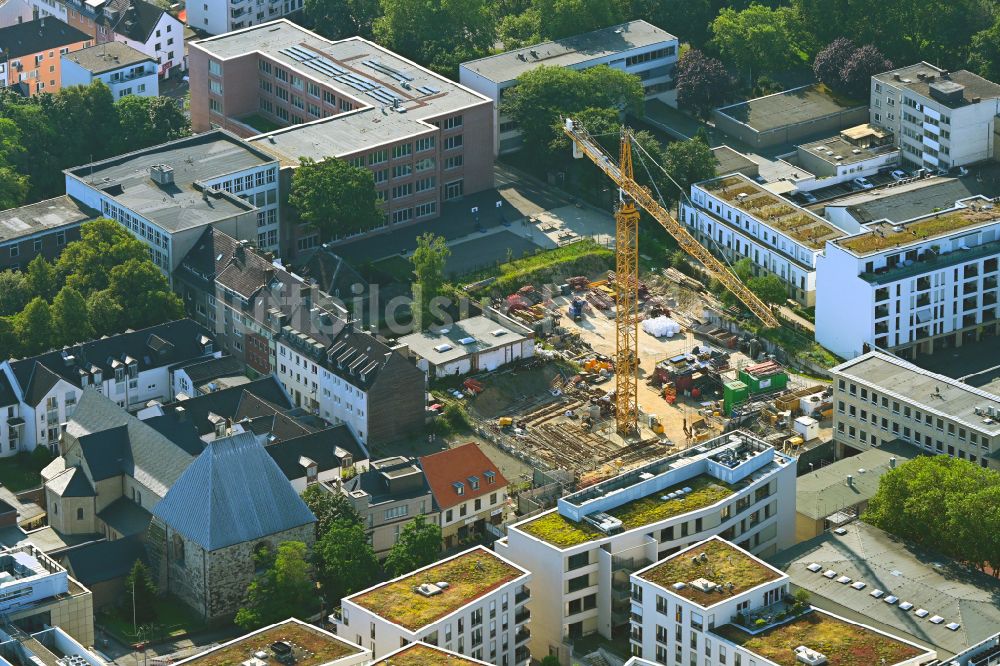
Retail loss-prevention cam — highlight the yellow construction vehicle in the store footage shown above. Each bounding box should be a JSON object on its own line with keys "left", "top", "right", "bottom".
{"left": 563, "top": 119, "right": 780, "bottom": 435}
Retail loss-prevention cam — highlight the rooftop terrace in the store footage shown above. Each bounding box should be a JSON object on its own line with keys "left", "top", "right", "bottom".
{"left": 836, "top": 198, "right": 1000, "bottom": 255}
{"left": 348, "top": 548, "right": 526, "bottom": 631}
{"left": 372, "top": 644, "right": 487, "bottom": 665}
{"left": 179, "top": 621, "right": 363, "bottom": 666}
{"left": 638, "top": 538, "right": 783, "bottom": 607}
{"left": 702, "top": 174, "right": 846, "bottom": 249}
{"left": 713, "top": 610, "right": 929, "bottom": 666}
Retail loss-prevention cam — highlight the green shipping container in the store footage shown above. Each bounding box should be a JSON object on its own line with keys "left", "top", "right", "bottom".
{"left": 723, "top": 380, "right": 749, "bottom": 415}
{"left": 738, "top": 369, "right": 789, "bottom": 394}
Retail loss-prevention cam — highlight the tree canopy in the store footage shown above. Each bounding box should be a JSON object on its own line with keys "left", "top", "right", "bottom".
{"left": 289, "top": 157, "right": 384, "bottom": 242}
{"left": 675, "top": 49, "right": 734, "bottom": 117}
{"left": 383, "top": 514, "right": 442, "bottom": 577}
{"left": 314, "top": 519, "right": 381, "bottom": 604}
{"left": 125, "top": 560, "right": 158, "bottom": 625}
{"left": 411, "top": 233, "right": 450, "bottom": 330}
{"left": 710, "top": 4, "right": 808, "bottom": 80}
{"left": 301, "top": 485, "right": 363, "bottom": 537}
{"left": 236, "top": 541, "right": 319, "bottom": 629}
{"left": 304, "top": 0, "right": 380, "bottom": 39}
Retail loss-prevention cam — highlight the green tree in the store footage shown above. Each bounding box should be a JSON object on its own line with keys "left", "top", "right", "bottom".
{"left": 0, "top": 317, "right": 19, "bottom": 360}
{"left": 661, "top": 136, "right": 717, "bottom": 207}
{"left": 115, "top": 95, "right": 190, "bottom": 153}
{"left": 629, "top": 0, "right": 714, "bottom": 47}
{"left": 52, "top": 286, "right": 93, "bottom": 347}
{"left": 236, "top": 541, "right": 319, "bottom": 630}
{"left": 26, "top": 256, "right": 56, "bottom": 301}
{"left": 540, "top": 656, "right": 561, "bottom": 666}
{"left": 383, "top": 514, "right": 442, "bottom": 577}
{"left": 301, "top": 485, "right": 362, "bottom": 537}
{"left": 15, "top": 297, "right": 54, "bottom": 356}
{"left": 969, "top": 16, "right": 1000, "bottom": 83}
{"left": 374, "top": 0, "right": 495, "bottom": 74}
{"left": 0, "top": 271, "right": 31, "bottom": 317}
{"left": 108, "top": 259, "right": 184, "bottom": 330}
{"left": 125, "top": 559, "right": 158, "bottom": 626}
{"left": 533, "top": 0, "right": 622, "bottom": 40}
{"left": 497, "top": 11, "right": 541, "bottom": 48}
{"left": 410, "top": 233, "right": 450, "bottom": 330}
{"left": 2, "top": 100, "right": 62, "bottom": 200}
{"left": 87, "top": 289, "right": 124, "bottom": 335}
{"left": 0, "top": 166, "right": 28, "bottom": 209}
{"left": 304, "top": 0, "right": 380, "bottom": 39}
{"left": 289, "top": 158, "right": 383, "bottom": 242}
{"left": 56, "top": 218, "right": 148, "bottom": 293}
{"left": 314, "top": 519, "right": 381, "bottom": 604}
{"left": 746, "top": 274, "right": 788, "bottom": 304}
{"left": 50, "top": 82, "right": 119, "bottom": 173}
{"left": 710, "top": 4, "right": 806, "bottom": 79}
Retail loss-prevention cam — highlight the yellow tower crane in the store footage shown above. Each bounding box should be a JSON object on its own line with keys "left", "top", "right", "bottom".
{"left": 563, "top": 118, "right": 779, "bottom": 436}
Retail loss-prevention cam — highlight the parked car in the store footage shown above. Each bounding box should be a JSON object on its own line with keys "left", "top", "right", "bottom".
{"left": 890, "top": 169, "right": 908, "bottom": 181}
{"left": 852, "top": 176, "right": 875, "bottom": 190}
{"left": 799, "top": 191, "right": 818, "bottom": 204}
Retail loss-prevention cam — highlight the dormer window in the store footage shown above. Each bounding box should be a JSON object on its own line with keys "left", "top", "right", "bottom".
{"left": 93, "top": 371, "right": 102, "bottom": 383}
{"left": 128, "top": 361, "right": 138, "bottom": 379}
{"left": 485, "top": 470, "right": 496, "bottom": 484}
{"left": 468, "top": 476, "right": 479, "bottom": 491}
{"left": 453, "top": 481, "right": 464, "bottom": 495}
{"left": 115, "top": 367, "right": 125, "bottom": 383}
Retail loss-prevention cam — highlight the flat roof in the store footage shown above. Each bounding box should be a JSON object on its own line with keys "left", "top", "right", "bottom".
{"left": 175, "top": 620, "right": 364, "bottom": 666}
{"left": 716, "top": 84, "right": 865, "bottom": 134}
{"left": 701, "top": 174, "right": 847, "bottom": 249}
{"left": 637, "top": 538, "right": 784, "bottom": 608}
{"left": 831, "top": 351, "right": 1000, "bottom": 436}
{"left": 875, "top": 62, "right": 1000, "bottom": 108}
{"left": 63, "top": 41, "right": 153, "bottom": 74}
{"left": 712, "top": 145, "right": 758, "bottom": 177}
{"left": 372, "top": 643, "right": 490, "bottom": 665}
{"left": 835, "top": 196, "right": 1000, "bottom": 255}
{"left": 795, "top": 441, "right": 916, "bottom": 520}
{"left": 713, "top": 608, "right": 931, "bottom": 666}
{"left": 459, "top": 20, "right": 676, "bottom": 85}
{"left": 770, "top": 521, "right": 1000, "bottom": 658}
{"left": 0, "top": 196, "right": 96, "bottom": 244}
{"left": 825, "top": 175, "right": 1000, "bottom": 225}
{"left": 798, "top": 135, "right": 898, "bottom": 166}
{"left": 398, "top": 315, "right": 528, "bottom": 366}
{"left": 66, "top": 131, "right": 274, "bottom": 233}
{"left": 346, "top": 547, "right": 528, "bottom": 631}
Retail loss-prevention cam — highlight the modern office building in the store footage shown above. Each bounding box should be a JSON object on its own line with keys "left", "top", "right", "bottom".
{"left": 871, "top": 62, "right": 1000, "bottom": 171}
{"left": 459, "top": 20, "right": 678, "bottom": 155}
{"left": 828, "top": 350, "right": 1000, "bottom": 467}
{"left": 333, "top": 546, "right": 531, "bottom": 665}
{"left": 795, "top": 124, "right": 900, "bottom": 183}
{"left": 188, "top": 20, "right": 493, "bottom": 246}
{"left": 65, "top": 130, "right": 282, "bottom": 262}
{"left": 0, "top": 18, "right": 91, "bottom": 94}
{"left": 495, "top": 432, "right": 796, "bottom": 663}
{"left": 815, "top": 194, "right": 1000, "bottom": 359}
{"left": 61, "top": 41, "right": 157, "bottom": 98}
{"left": 681, "top": 173, "right": 855, "bottom": 305}
{"left": 0, "top": 196, "right": 94, "bottom": 272}
{"left": 628, "top": 536, "right": 936, "bottom": 666}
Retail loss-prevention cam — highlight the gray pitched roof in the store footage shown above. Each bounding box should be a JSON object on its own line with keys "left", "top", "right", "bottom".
{"left": 97, "top": 497, "right": 152, "bottom": 537}
{"left": 152, "top": 432, "right": 315, "bottom": 551}
{"left": 62, "top": 536, "right": 146, "bottom": 586}
{"left": 67, "top": 389, "right": 196, "bottom": 497}
{"left": 47, "top": 467, "right": 96, "bottom": 498}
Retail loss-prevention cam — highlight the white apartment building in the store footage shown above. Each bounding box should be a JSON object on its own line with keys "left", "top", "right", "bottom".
{"left": 65, "top": 130, "right": 282, "bottom": 265}
{"left": 681, "top": 174, "right": 856, "bottom": 305}
{"left": 186, "top": 0, "right": 301, "bottom": 35}
{"left": 459, "top": 20, "right": 678, "bottom": 155}
{"left": 0, "top": 319, "right": 214, "bottom": 455}
{"left": 815, "top": 195, "right": 1000, "bottom": 359}
{"left": 627, "top": 537, "right": 935, "bottom": 666}
{"left": 61, "top": 41, "right": 158, "bottom": 98}
{"left": 871, "top": 63, "right": 1000, "bottom": 171}
{"left": 333, "top": 546, "right": 532, "bottom": 665}
{"left": 795, "top": 124, "right": 900, "bottom": 186}
{"left": 495, "top": 432, "right": 796, "bottom": 664}
{"left": 830, "top": 350, "right": 1000, "bottom": 468}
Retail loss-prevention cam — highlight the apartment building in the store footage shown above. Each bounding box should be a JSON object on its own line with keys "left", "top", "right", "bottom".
{"left": 495, "top": 432, "right": 796, "bottom": 663}
{"left": 338, "top": 456, "right": 437, "bottom": 559}
{"left": 871, "top": 62, "right": 1000, "bottom": 171}
{"left": 0, "top": 319, "right": 214, "bottom": 455}
{"left": 681, "top": 174, "right": 855, "bottom": 305}
{"left": 459, "top": 20, "right": 678, "bottom": 155}
{"left": 398, "top": 313, "right": 535, "bottom": 378}
{"left": 174, "top": 620, "right": 369, "bottom": 666}
{"left": 61, "top": 41, "right": 157, "bottom": 98}
{"left": 0, "top": 543, "right": 94, "bottom": 646}
{"left": 333, "top": 546, "right": 531, "bottom": 665}
{"left": 0, "top": 196, "right": 94, "bottom": 272}
{"left": 419, "top": 443, "right": 509, "bottom": 549}
{"left": 0, "top": 18, "right": 91, "bottom": 95}
{"left": 189, "top": 20, "right": 494, "bottom": 246}
{"left": 374, "top": 643, "right": 492, "bottom": 665}
{"left": 66, "top": 130, "right": 282, "bottom": 263}
{"left": 186, "top": 0, "right": 300, "bottom": 35}
{"left": 627, "top": 536, "right": 935, "bottom": 666}
{"left": 815, "top": 195, "right": 1000, "bottom": 359}
{"left": 795, "top": 124, "right": 900, "bottom": 184}
{"left": 829, "top": 350, "right": 1000, "bottom": 467}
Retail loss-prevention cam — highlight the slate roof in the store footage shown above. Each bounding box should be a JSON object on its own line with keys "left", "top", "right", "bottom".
{"left": 0, "top": 372, "right": 16, "bottom": 407}
{"left": 6, "top": 319, "right": 212, "bottom": 406}
{"left": 46, "top": 467, "right": 96, "bottom": 498}
{"left": 0, "top": 18, "right": 90, "bottom": 60}
{"left": 172, "top": 355, "right": 244, "bottom": 387}
{"left": 97, "top": 497, "right": 152, "bottom": 537}
{"left": 63, "top": 536, "right": 146, "bottom": 585}
{"left": 152, "top": 432, "right": 315, "bottom": 551}
{"left": 419, "top": 443, "right": 508, "bottom": 511}
{"left": 66, "top": 389, "right": 196, "bottom": 497}
{"left": 157, "top": 376, "right": 293, "bottom": 438}
{"left": 95, "top": 0, "right": 166, "bottom": 45}
{"left": 265, "top": 425, "right": 368, "bottom": 481}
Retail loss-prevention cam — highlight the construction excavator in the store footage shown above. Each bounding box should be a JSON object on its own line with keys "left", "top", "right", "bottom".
{"left": 562, "top": 118, "right": 779, "bottom": 436}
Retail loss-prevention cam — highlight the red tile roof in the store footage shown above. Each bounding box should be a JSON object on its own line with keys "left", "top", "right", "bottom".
{"left": 419, "top": 443, "right": 508, "bottom": 511}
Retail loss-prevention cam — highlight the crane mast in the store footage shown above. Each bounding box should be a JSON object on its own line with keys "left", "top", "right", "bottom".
{"left": 563, "top": 118, "right": 779, "bottom": 435}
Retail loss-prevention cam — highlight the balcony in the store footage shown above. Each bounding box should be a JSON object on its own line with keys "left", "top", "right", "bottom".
{"left": 875, "top": 321, "right": 889, "bottom": 335}
{"left": 515, "top": 627, "right": 530, "bottom": 645}
{"left": 916, "top": 294, "right": 931, "bottom": 307}
{"left": 875, "top": 304, "right": 889, "bottom": 319}
{"left": 514, "top": 609, "right": 531, "bottom": 624}
{"left": 515, "top": 646, "right": 530, "bottom": 664}
{"left": 515, "top": 588, "right": 530, "bottom": 605}
{"left": 964, "top": 281, "right": 979, "bottom": 295}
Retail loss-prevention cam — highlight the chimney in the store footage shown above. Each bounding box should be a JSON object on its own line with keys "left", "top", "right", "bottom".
{"left": 889, "top": 457, "right": 896, "bottom": 469}
{"left": 846, "top": 474, "right": 853, "bottom": 488}
{"left": 300, "top": 283, "right": 312, "bottom": 309}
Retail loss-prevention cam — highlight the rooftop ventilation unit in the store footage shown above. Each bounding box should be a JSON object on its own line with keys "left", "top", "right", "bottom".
{"left": 415, "top": 582, "right": 445, "bottom": 597}
{"left": 689, "top": 578, "right": 717, "bottom": 593}
{"left": 433, "top": 343, "right": 453, "bottom": 352}
{"left": 794, "top": 646, "right": 828, "bottom": 666}
{"left": 150, "top": 164, "right": 174, "bottom": 185}
{"left": 583, "top": 511, "right": 623, "bottom": 534}
{"left": 491, "top": 329, "right": 508, "bottom": 336}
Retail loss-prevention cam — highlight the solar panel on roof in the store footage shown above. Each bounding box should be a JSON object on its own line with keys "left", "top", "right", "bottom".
{"left": 415, "top": 86, "right": 439, "bottom": 95}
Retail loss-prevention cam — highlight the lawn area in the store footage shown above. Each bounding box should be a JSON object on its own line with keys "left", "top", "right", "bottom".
{"left": 518, "top": 476, "right": 735, "bottom": 548}
{"left": 350, "top": 550, "right": 524, "bottom": 631}
{"left": 639, "top": 539, "right": 781, "bottom": 606}
{"left": 99, "top": 595, "right": 207, "bottom": 643}
{"left": 463, "top": 238, "right": 612, "bottom": 296}
{"left": 188, "top": 621, "right": 361, "bottom": 666}
{"left": 238, "top": 113, "right": 284, "bottom": 134}
{"left": 713, "top": 611, "right": 926, "bottom": 666}
{"left": 0, "top": 456, "right": 43, "bottom": 491}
